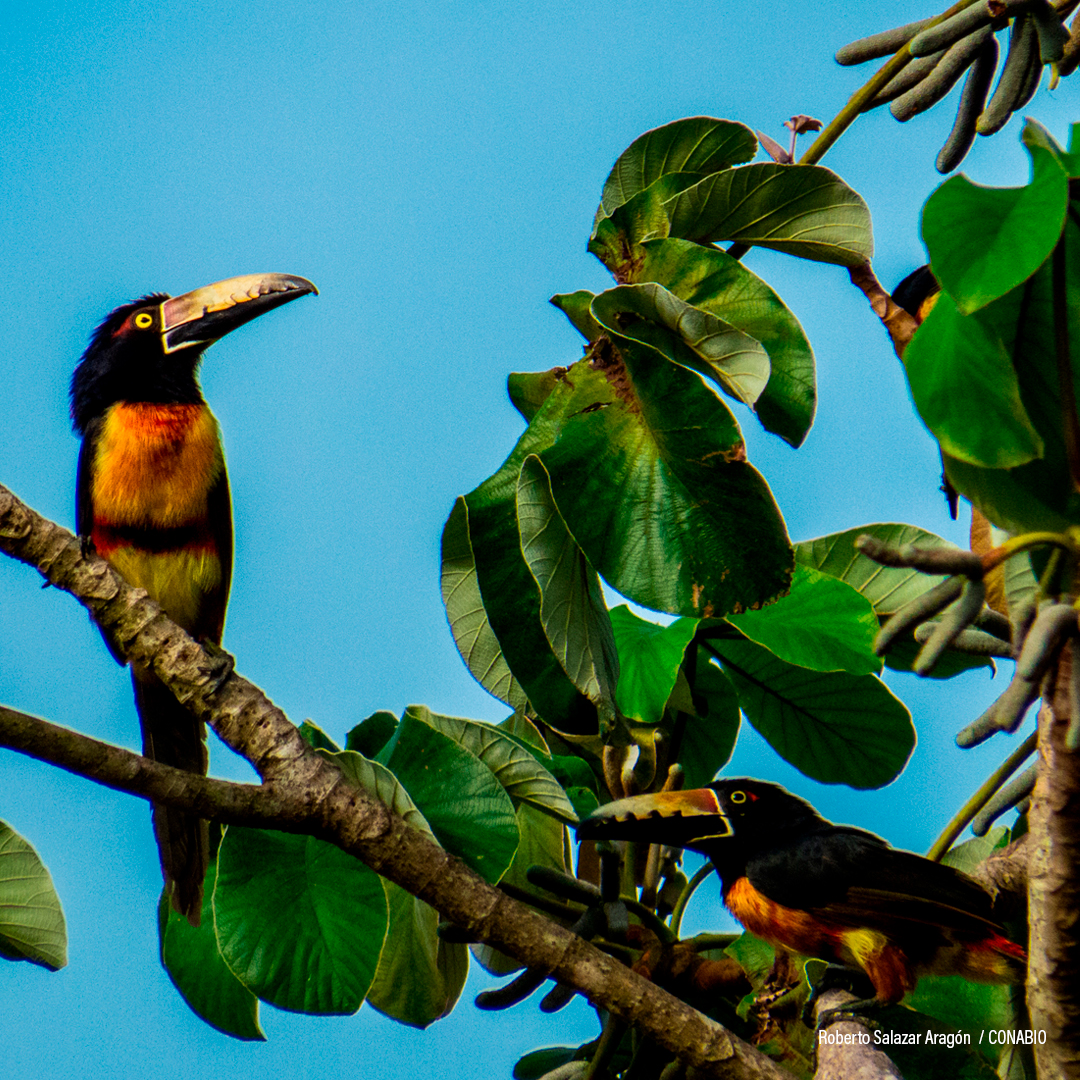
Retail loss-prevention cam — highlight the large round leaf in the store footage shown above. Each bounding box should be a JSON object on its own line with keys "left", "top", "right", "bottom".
{"left": 540, "top": 340, "right": 793, "bottom": 617}
{"left": 609, "top": 605, "right": 698, "bottom": 724}
{"left": 215, "top": 826, "right": 388, "bottom": 1015}
{"left": 0, "top": 819, "right": 66, "bottom": 971}
{"left": 661, "top": 163, "right": 873, "bottom": 267}
{"left": 703, "top": 638, "right": 914, "bottom": 789}
{"left": 794, "top": 522, "right": 993, "bottom": 679}
{"left": 922, "top": 120, "right": 1069, "bottom": 314}
{"left": 472, "top": 801, "right": 570, "bottom": 977}
{"left": 159, "top": 863, "right": 263, "bottom": 1040}
{"left": 380, "top": 710, "right": 519, "bottom": 883}
{"left": 462, "top": 404, "right": 601, "bottom": 732}
{"left": 903, "top": 288, "right": 1042, "bottom": 469}
{"left": 796, "top": 523, "right": 957, "bottom": 616}
{"left": 723, "top": 564, "right": 881, "bottom": 676}
{"left": 637, "top": 238, "right": 816, "bottom": 447}
{"left": 594, "top": 116, "right": 757, "bottom": 224}
{"left": 402, "top": 704, "right": 578, "bottom": 824}
{"left": 322, "top": 749, "right": 470, "bottom": 1029}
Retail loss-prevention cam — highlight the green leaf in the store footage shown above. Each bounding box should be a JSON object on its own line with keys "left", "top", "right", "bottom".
{"left": 298, "top": 720, "right": 341, "bottom": 752}
{"left": 637, "top": 238, "right": 816, "bottom": 446}
{"left": 903, "top": 289, "right": 1043, "bottom": 469}
{"left": 590, "top": 283, "right": 771, "bottom": 408}
{"left": 550, "top": 291, "right": 601, "bottom": 343}
{"left": 462, "top": 411, "right": 601, "bottom": 732}
{"left": 381, "top": 710, "right": 519, "bottom": 883}
{"left": 441, "top": 495, "right": 531, "bottom": 712}
{"left": 922, "top": 119, "right": 1069, "bottom": 313}
{"left": 322, "top": 749, "right": 470, "bottom": 1029}
{"left": 345, "top": 710, "right": 399, "bottom": 759}
{"left": 679, "top": 652, "right": 741, "bottom": 788}
{"left": 590, "top": 172, "right": 705, "bottom": 276}
{"left": 933, "top": 213, "right": 1080, "bottom": 533}
{"left": 402, "top": 704, "right": 579, "bottom": 824}
{"left": 539, "top": 342, "right": 793, "bottom": 618}
{"left": 796, "top": 523, "right": 957, "bottom": 616}
{"left": 215, "top": 826, "right": 388, "bottom": 1015}
{"left": 497, "top": 710, "right": 552, "bottom": 756}
{"left": 368, "top": 879, "right": 468, "bottom": 1028}
{"left": 508, "top": 368, "right": 567, "bottom": 424}
{"left": 595, "top": 116, "right": 757, "bottom": 223}
{"left": 517, "top": 456, "right": 620, "bottom": 729}
{"left": 0, "top": 820, "right": 67, "bottom": 971}
{"left": 159, "top": 862, "right": 264, "bottom": 1041}
{"left": 940, "top": 825, "right": 1008, "bottom": 875}
{"left": 661, "top": 163, "right": 874, "bottom": 267}
{"left": 703, "top": 638, "right": 914, "bottom": 789}
{"left": 514, "top": 1047, "right": 581, "bottom": 1080}
{"left": 903, "top": 977, "right": 1015, "bottom": 1063}
{"left": 943, "top": 452, "right": 1078, "bottom": 536}
{"left": 609, "top": 605, "right": 698, "bottom": 723}
{"left": 796, "top": 523, "right": 992, "bottom": 678}
{"left": 725, "top": 563, "right": 881, "bottom": 675}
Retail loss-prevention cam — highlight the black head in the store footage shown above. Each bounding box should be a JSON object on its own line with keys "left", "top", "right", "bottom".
{"left": 71, "top": 293, "right": 193, "bottom": 434}
{"left": 70, "top": 272, "right": 317, "bottom": 434}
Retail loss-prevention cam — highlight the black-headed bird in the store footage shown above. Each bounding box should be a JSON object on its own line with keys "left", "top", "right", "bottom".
{"left": 578, "top": 778, "right": 1025, "bottom": 1006}
{"left": 70, "top": 273, "right": 316, "bottom": 924}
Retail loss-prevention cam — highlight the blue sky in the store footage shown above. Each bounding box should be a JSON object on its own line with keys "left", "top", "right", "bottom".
{"left": 1, "top": 2, "right": 1076, "bottom": 1076}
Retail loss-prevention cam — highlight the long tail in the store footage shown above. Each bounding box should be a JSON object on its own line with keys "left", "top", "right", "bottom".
{"left": 133, "top": 671, "right": 209, "bottom": 925}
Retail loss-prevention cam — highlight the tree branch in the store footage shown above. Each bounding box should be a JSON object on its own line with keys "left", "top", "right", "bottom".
{"left": 848, "top": 260, "right": 920, "bottom": 359}
{"left": 812, "top": 991, "right": 902, "bottom": 1080}
{"left": 0, "top": 481, "right": 790, "bottom": 1080}
{"left": 1028, "top": 644, "right": 1080, "bottom": 1079}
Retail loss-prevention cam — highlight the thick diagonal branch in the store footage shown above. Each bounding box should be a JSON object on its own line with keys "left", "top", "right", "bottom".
{"left": 0, "top": 481, "right": 789, "bottom": 1080}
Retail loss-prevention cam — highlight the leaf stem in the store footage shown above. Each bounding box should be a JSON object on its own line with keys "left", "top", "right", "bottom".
{"left": 669, "top": 862, "right": 715, "bottom": 938}
{"left": 926, "top": 730, "right": 1038, "bottom": 860}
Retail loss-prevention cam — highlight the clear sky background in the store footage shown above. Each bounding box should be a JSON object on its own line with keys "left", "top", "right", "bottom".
{"left": 1, "top": 2, "right": 1076, "bottom": 1077}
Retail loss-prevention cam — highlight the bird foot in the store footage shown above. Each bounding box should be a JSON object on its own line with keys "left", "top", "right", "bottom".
{"left": 814, "top": 994, "right": 880, "bottom": 1033}
{"left": 802, "top": 964, "right": 877, "bottom": 1028}
{"left": 199, "top": 639, "right": 235, "bottom": 694}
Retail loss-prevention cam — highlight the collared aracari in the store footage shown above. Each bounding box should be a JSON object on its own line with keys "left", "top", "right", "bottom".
{"left": 578, "top": 778, "right": 1025, "bottom": 1005}
{"left": 70, "top": 273, "right": 316, "bottom": 924}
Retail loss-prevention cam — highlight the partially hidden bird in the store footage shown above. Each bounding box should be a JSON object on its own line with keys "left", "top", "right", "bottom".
{"left": 577, "top": 778, "right": 1025, "bottom": 1006}
{"left": 70, "top": 273, "right": 317, "bottom": 924}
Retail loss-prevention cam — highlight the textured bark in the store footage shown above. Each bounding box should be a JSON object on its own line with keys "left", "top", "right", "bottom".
{"left": 0, "top": 482, "right": 792, "bottom": 1080}
{"left": 1029, "top": 649, "right": 1080, "bottom": 1079}
{"left": 812, "top": 991, "right": 903, "bottom": 1080}
{"left": 970, "top": 833, "right": 1030, "bottom": 920}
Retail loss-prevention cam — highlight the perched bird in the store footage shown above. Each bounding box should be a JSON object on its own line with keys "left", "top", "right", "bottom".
{"left": 578, "top": 778, "right": 1025, "bottom": 1006}
{"left": 70, "top": 273, "right": 317, "bottom": 924}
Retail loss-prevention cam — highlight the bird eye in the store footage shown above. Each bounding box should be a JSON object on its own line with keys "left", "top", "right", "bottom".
{"left": 134, "top": 312, "right": 154, "bottom": 330}
{"left": 730, "top": 790, "right": 747, "bottom": 804}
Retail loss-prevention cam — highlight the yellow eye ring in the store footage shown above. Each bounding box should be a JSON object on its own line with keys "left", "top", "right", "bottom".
{"left": 134, "top": 312, "right": 154, "bottom": 329}
{"left": 729, "top": 790, "right": 747, "bottom": 804}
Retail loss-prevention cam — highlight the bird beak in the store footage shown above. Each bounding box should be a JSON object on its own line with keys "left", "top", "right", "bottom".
{"left": 160, "top": 273, "right": 318, "bottom": 354}
{"left": 576, "top": 787, "right": 733, "bottom": 848}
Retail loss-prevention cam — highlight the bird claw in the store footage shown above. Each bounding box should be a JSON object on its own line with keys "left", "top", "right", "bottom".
{"left": 199, "top": 639, "right": 235, "bottom": 694}
{"left": 802, "top": 964, "right": 877, "bottom": 1028}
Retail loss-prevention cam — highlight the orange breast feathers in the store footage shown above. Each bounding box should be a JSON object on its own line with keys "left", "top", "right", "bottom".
{"left": 724, "top": 876, "right": 917, "bottom": 1003}
{"left": 90, "top": 403, "right": 224, "bottom": 531}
